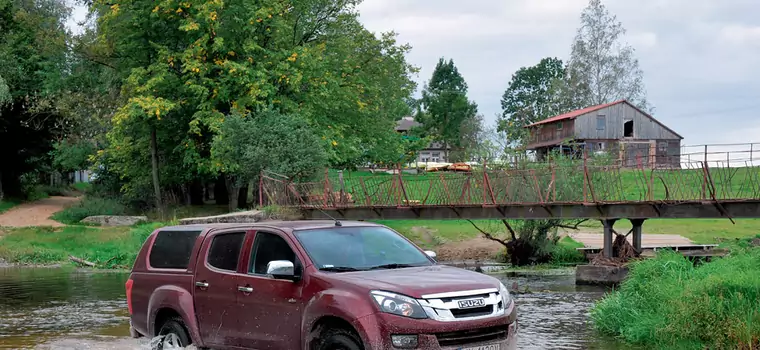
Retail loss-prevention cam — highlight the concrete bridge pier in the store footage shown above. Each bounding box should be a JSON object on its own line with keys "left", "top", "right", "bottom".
{"left": 602, "top": 218, "right": 646, "bottom": 258}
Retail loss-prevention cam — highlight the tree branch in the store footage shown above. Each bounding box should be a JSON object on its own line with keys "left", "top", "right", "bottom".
{"left": 466, "top": 219, "right": 510, "bottom": 248}
{"left": 555, "top": 219, "right": 589, "bottom": 230}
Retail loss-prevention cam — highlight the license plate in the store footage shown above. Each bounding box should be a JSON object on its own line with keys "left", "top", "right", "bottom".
{"left": 457, "top": 298, "right": 486, "bottom": 309}
{"left": 459, "top": 344, "right": 499, "bottom": 350}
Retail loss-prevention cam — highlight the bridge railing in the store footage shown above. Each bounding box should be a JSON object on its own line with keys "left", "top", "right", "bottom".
{"left": 260, "top": 143, "right": 760, "bottom": 209}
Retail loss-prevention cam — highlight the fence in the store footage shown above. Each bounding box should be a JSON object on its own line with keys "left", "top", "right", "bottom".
{"left": 260, "top": 143, "right": 760, "bottom": 209}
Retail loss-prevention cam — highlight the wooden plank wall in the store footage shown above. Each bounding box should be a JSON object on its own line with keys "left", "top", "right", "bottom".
{"left": 574, "top": 103, "right": 680, "bottom": 140}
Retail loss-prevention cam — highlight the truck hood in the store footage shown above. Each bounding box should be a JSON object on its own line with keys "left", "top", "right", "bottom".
{"left": 324, "top": 265, "right": 501, "bottom": 298}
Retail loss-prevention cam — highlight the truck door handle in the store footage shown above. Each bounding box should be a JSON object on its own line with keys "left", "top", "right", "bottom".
{"left": 195, "top": 281, "right": 209, "bottom": 288}
{"left": 238, "top": 286, "right": 254, "bottom": 293}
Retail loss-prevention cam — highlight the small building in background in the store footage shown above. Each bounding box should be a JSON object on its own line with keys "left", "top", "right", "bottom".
{"left": 395, "top": 116, "right": 449, "bottom": 163}
{"left": 524, "top": 100, "right": 683, "bottom": 168}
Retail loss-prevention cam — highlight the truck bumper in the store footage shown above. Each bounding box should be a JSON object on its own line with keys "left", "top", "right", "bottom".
{"left": 353, "top": 303, "right": 518, "bottom": 350}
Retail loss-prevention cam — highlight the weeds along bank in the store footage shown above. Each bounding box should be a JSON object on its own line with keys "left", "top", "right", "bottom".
{"left": 591, "top": 241, "right": 760, "bottom": 350}
{"left": 0, "top": 223, "right": 167, "bottom": 268}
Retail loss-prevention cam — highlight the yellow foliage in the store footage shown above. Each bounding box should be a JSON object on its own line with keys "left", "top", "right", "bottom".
{"left": 331, "top": 141, "right": 338, "bottom": 146}
{"left": 111, "top": 4, "right": 120, "bottom": 14}
{"left": 176, "top": 8, "right": 182, "bottom": 13}
{"left": 152, "top": 6, "right": 159, "bottom": 13}
{"left": 210, "top": 12, "right": 218, "bottom": 21}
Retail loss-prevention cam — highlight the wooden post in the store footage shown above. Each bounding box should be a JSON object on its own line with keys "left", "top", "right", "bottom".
{"left": 338, "top": 170, "right": 345, "bottom": 205}
{"left": 603, "top": 219, "right": 617, "bottom": 258}
{"left": 630, "top": 219, "right": 646, "bottom": 254}
{"left": 702, "top": 145, "right": 708, "bottom": 200}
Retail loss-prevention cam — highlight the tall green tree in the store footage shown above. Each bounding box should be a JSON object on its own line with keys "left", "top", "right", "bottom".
{"left": 92, "top": 0, "right": 418, "bottom": 208}
{"left": 418, "top": 58, "right": 478, "bottom": 162}
{"left": 563, "top": 0, "right": 650, "bottom": 111}
{"left": 0, "top": 0, "right": 71, "bottom": 198}
{"left": 497, "top": 57, "right": 567, "bottom": 147}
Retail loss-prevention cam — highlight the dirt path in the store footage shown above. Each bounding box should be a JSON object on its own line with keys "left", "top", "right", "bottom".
{"left": 0, "top": 196, "right": 80, "bottom": 228}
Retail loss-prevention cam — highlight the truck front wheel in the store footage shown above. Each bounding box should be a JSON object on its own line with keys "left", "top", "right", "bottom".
{"left": 316, "top": 328, "right": 363, "bottom": 350}
{"left": 156, "top": 317, "right": 191, "bottom": 350}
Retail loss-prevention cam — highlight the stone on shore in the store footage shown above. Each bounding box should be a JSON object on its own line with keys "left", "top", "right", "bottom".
{"left": 178, "top": 210, "right": 266, "bottom": 225}
{"left": 575, "top": 264, "right": 629, "bottom": 286}
{"left": 80, "top": 215, "right": 148, "bottom": 227}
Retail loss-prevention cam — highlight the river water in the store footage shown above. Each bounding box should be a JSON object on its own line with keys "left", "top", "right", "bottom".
{"left": 0, "top": 267, "right": 634, "bottom": 350}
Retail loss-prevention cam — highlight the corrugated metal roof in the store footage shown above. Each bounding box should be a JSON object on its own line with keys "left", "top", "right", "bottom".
{"left": 525, "top": 100, "right": 683, "bottom": 139}
{"left": 526, "top": 100, "right": 625, "bottom": 127}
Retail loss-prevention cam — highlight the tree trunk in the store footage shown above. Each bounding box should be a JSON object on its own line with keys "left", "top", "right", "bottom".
{"left": 237, "top": 185, "right": 248, "bottom": 209}
{"left": 214, "top": 175, "right": 228, "bottom": 205}
{"left": 189, "top": 179, "right": 204, "bottom": 205}
{"left": 225, "top": 176, "right": 239, "bottom": 212}
{"left": 150, "top": 126, "right": 162, "bottom": 210}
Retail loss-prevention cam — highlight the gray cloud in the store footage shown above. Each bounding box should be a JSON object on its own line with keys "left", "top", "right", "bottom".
{"left": 358, "top": 0, "right": 760, "bottom": 146}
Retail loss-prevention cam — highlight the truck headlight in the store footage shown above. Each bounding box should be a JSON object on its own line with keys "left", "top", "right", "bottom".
{"left": 370, "top": 291, "right": 428, "bottom": 319}
{"left": 499, "top": 282, "right": 513, "bottom": 309}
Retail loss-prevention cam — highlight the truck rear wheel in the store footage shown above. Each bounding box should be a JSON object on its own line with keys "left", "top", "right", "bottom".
{"left": 156, "top": 317, "right": 191, "bottom": 349}
{"left": 317, "top": 328, "right": 363, "bottom": 350}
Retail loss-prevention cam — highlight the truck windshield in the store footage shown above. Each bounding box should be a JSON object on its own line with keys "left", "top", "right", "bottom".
{"left": 294, "top": 226, "right": 433, "bottom": 271}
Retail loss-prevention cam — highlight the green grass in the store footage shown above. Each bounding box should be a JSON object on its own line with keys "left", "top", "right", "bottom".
{"left": 0, "top": 199, "right": 20, "bottom": 214}
{"left": 590, "top": 244, "right": 760, "bottom": 349}
{"left": 0, "top": 222, "right": 167, "bottom": 268}
{"left": 52, "top": 196, "right": 130, "bottom": 225}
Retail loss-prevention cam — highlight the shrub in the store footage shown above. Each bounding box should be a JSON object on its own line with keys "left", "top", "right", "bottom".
{"left": 52, "top": 196, "right": 129, "bottom": 224}
{"left": 550, "top": 236, "right": 587, "bottom": 265}
{"left": 591, "top": 248, "right": 760, "bottom": 349}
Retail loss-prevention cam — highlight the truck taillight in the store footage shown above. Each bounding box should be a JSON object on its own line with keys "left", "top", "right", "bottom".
{"left": 125, "top": 278, "right": 134, "bottom": 315}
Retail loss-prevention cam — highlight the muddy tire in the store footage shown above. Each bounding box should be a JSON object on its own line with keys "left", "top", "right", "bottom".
{"left": 156, "top": 317, "right": 191, "bottom": 349}
{"left": 316, "top": 328, "right": 363, "bottom": 350}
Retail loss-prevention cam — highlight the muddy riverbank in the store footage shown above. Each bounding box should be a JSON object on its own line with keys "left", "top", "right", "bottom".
{"left": 0, "top": 266, "right": 634, "bottom": 349}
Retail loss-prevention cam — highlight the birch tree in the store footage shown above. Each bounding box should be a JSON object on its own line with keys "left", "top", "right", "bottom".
{"left": 564, "top": 0, "right": 650, "bottom": 111}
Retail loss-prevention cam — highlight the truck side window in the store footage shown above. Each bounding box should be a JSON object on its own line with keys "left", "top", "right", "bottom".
{"left": 249, "top": 231, "right": 296, "bottom": 275}
{"left": 149, "top": 230, "right": 201, "bottom": 269}
{"left": 207, "top": 232, "right": 246, "bottom": 271}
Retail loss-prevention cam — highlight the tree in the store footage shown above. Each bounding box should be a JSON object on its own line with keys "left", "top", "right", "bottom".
{"left": 0, "top": 0, "right": 71, "bottom": 198}
{"left": 92, "top": 0, "right": 418, "bottom": 209}
{"left": 497, "top": 57, "right": 567, "bottom": 147}
{"left": 211, "top": 110, "right": 326, "bottom": 211}
{"left": 418, "top": 58, "right": 478, "bottom": 162}
{"left": 563, "top": 0, "right": 650, "bottom": 111}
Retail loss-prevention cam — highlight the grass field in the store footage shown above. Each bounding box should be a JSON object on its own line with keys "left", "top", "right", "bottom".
{"left": 379, "top": 218, "right": 760, "bottom": 245}
{"left": 0, "top": 223, "right": 167, "bottom": 268}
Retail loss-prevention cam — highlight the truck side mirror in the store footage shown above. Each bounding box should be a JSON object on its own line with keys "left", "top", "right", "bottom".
{"left": 267, "top": 260, "right": 298, "bottom": 281}
{"left": 425, "top": 250, "right": 437, "bottom": 261}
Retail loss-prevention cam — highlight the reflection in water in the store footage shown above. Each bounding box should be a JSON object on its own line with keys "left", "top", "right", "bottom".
{"left": 0, "top": 267, "right": 635, "bottom": 349}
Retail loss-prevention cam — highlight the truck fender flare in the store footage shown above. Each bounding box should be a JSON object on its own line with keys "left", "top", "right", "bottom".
{"left": 301, "top": 289, "right": 375, "bottom": 349}
{"left": 147, "top": 285, "right": 202, "bottom": 346}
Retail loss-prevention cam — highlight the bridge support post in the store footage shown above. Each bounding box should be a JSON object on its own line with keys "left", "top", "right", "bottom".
{"left": 602, "top": 219, "right": 618, "bottom": 258}
{"left": 630, "top": 219, "right": 646, "bottom": 254}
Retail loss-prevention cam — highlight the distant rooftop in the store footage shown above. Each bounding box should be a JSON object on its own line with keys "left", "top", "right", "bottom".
{"left": 395, "top": 116, "right": 421, "bottom": 132}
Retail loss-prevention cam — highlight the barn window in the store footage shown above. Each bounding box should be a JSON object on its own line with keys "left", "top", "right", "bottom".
{"left": 557, "top": 122, "right": 563, "bottom": 130}
{"left": 596, "top": 115, "right": 606, "bottom": 131}
{"left": 624, "top": 120, "right": 634, "bottom": 137}
{"left": 658, "top": 142, "right": 668, "bottom": 152}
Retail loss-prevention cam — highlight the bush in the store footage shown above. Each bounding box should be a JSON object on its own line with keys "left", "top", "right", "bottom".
{"left": 591, "top": 248, "right": 760, "bottom": 349}
{"left": 52, "top": 196, "right": 129, "bottom": 224}
{"left": 550, "top": 236, "right": 587, "bottom": 265}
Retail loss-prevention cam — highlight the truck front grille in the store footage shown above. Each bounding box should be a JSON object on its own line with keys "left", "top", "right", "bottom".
{"left": 450, "top": 305, "right": 494, "bottom": 318}
{"left": 416, "top": 287, "right": 509, "bottom": 322}
{"left": 435, "top": 325, "right": 508, "bottom": 347}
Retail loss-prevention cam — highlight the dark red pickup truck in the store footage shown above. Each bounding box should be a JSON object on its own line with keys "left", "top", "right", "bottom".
{"left": 126, "top": 221, "right": 518, "bottom": 350}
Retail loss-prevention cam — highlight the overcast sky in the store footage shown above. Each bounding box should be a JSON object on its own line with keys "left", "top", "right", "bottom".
{"left": 67, "top": 0, "right": 760, "bottom": 151}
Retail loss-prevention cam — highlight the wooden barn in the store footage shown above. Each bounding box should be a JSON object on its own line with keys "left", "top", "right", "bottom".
{"left": 525, "top": 100, "right": 683, "bottom": 168}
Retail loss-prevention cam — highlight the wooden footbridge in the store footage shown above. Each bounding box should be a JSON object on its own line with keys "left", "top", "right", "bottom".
{"left": 260, "top": 143, "right": 760, "bottom": 257}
